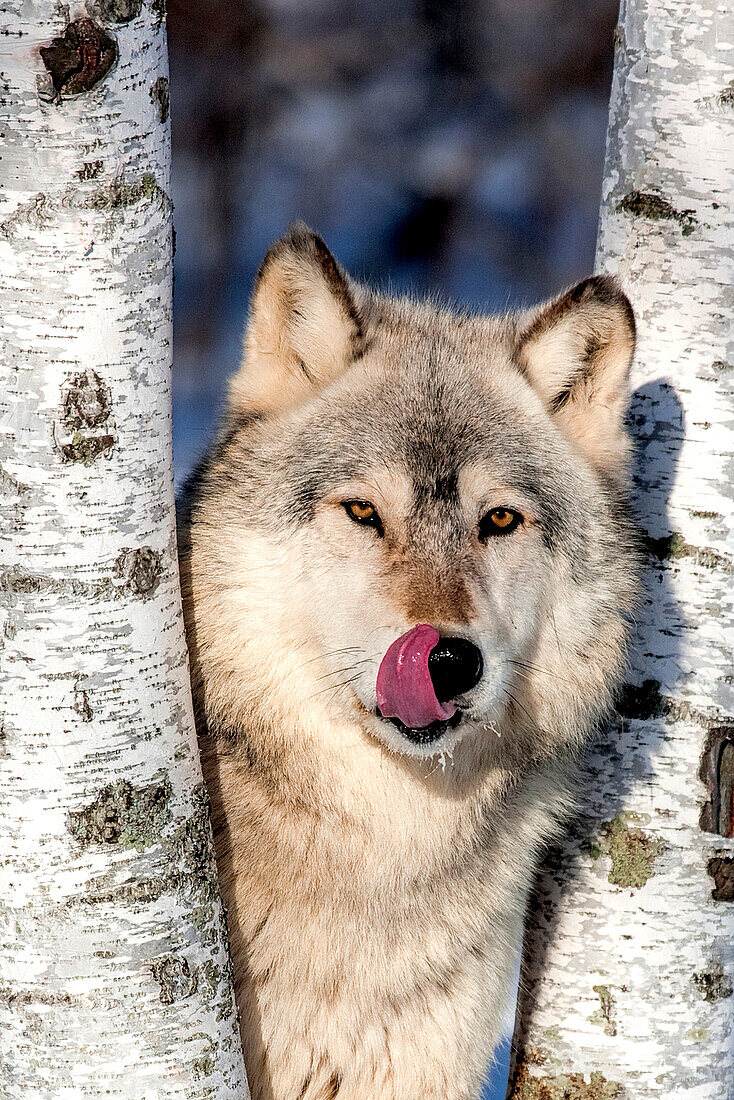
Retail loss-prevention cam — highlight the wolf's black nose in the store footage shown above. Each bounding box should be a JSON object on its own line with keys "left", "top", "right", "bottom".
{"left": 428, "top": 637, "right": 483, "bottom": 702}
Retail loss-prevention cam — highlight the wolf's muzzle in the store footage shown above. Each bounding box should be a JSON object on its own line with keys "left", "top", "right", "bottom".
{"left": 376, "top": 628, "right": 483, "bottom": 743}
{"left": 394, "top": 638, "right": 482, "bottom": 744}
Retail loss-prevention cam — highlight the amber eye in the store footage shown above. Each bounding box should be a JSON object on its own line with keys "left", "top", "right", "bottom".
{"left": 479, "top": 508, "right": 523, "bottom": 540}
{"left": 343, "top": 500, "right": 384, "bottom": 535}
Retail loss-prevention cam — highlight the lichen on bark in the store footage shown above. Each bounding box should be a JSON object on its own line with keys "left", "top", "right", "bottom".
{"left": 67, "top": 777, "right": 173, "bottom": 850}
{"left": 590, "top": 986, "right": 617, "bottom": 1036}
{"left": 85, "top": 172, "right": 171, "bottom": 212}
{"left": 587, "top": 813, "right": 664, "bottom": 889}
{"left": 510, "top": 1065, "right": 621, "bottom": 1100}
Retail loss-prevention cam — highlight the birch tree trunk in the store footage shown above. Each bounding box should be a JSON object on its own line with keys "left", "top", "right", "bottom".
{"left": 508, "top": 2, "right": 734, "bottom": 1097}
{"left": 0, "top": 3, "right": 249, "bottom": 1096}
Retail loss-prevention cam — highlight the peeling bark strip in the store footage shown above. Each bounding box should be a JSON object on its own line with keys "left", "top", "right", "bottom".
{"left": 0, "top": 2, "right": 248, "bottom": 1097}
{"left": 68, "top": 777, "right": 173, "bottom": 849}
{"left": 510, "top": 1, "right": 734, "bottom": 1096}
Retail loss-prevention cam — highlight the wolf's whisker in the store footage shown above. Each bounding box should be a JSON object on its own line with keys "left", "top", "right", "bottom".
{"left": 548, "top": 610, "right": 563, "bottom": 657}
{"left": 314, "top": 659, "right": 372, "bottom": 682}
{"left": 293, "top": 647, "right": 362, "bottom": 673}
{"left": 502, "top": 687, "right": 534, "bottom": 725}
{"left": 311, "top": 675, "right": 363, "bottom": 700}
{"left": 509, "top": 659, "right": 575, "bottom": 686}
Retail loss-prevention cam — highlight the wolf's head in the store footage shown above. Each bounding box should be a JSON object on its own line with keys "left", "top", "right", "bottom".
{"left": 180, "top": 225, "right": 638, "bottom": 772}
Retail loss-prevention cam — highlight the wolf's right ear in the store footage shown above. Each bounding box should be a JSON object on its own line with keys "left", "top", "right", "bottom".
{"left": 229, "top": 223, "right": 365, "bottom": 414}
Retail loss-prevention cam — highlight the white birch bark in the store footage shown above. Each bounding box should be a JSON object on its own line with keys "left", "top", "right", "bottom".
{"left": 0, "top": 3, "right": 249, "bottom": 1097}
{"left": 508, "top": 2, "right": 734, "bottom": 1097}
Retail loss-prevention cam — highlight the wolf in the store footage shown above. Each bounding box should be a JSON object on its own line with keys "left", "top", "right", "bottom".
{"left": 178, "top": 224, "right": 639, "bottom": 1100}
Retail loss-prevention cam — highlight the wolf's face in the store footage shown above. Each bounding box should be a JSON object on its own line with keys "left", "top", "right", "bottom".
{"left": 181, "top": 226, "right": 638, "bottom": 766}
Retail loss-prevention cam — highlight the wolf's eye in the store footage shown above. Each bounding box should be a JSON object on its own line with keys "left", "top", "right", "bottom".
{"left": 343, "top": 500, "right": 384, "bottom": 535}
{"left": 479, "top": 508, "right": 523, "bottom": 540}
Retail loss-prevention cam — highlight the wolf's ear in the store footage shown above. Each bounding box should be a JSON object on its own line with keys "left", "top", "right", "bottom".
{"left": 516, "top": 276, "right": 636, "bottom": 475}
{"left": 229, "top": 223, "right": 365, "bottom": 414}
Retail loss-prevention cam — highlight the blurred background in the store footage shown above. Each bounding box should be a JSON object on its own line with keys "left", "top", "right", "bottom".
{"left": 167, "top": 0, "right": 619, "bottom": 1093}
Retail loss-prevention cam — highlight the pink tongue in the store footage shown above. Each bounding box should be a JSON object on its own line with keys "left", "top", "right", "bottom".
{"left": 376, "top": 624, "right": 457, "bottom": 730}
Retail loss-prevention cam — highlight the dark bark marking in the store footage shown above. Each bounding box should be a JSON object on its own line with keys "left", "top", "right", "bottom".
{"left": 94, "top": 0, "right": 143, "bottom": 23}
{"left": 590, "top": 985, "right": 617, "bottom": 1037}
{"left": 192, "top": 1054, "right": 214, "bottom": 1079}
{"left": 57, "top": 369, "right": 115, "bottom": 464}
{"left": 617, "top": 681, "right": 734, "bottom": 742}
{"left": 151, "top": 953, "right": 198, "bottom": 1004}
{"left": 718, "top": 80, "right": 734, "bottom": 107}
{"left": 68, "top": 777, "right": 172, "bottom": 850}
{"left": 692, "top": 960, "right": 733, "bottom": 1003}
{"left": 75, "top": 787, "right": 222, "bottom": 913}
{"left": 73, "top": 683, "right": 93, "bottom": 722}
{"left": 0, "top": 193, "right": 50, "bottom": 239}
{"left": 76, "top": 160, "right": 104, "bottom": 181}
{"left": 150, "top": 75, "right": 169, "bottom": 122}
{"left": 113, "top": 546, "right": 163, "bottom": 597}
{"left": 0, "top": 559, "right": 165, "bottom": 603}
{"left": 708, "top": 854, "right": 734, "bottom": 902}
{"left": 617, "top": 678, "right": 663, "bottom": 721}
{"left": 165, "top": 783, "right": 220, "bottom": 905}
{"left": 59, "top": 431, "right": 115, "bottom": 464}
{"left": 40, "top": 19, "right": 117, "bottom": 98}
{"left": 62, "top": 369, "right": 111, "bottom": 430}
{"left": 645, "top": 531, "right": 732, "bottom": 572}
{"left": 699, "top": 727, "right": 734, "bottom": 836}
{"left": 0, "top": 986, "right": 73, "bottom": 1008}
{"left": 617, "top": 190, "right": 697, "bottom": 236}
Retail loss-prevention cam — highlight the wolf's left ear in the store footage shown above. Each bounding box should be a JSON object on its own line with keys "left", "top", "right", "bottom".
{"left": 516, "top": 276, "right": 636, "bottom": 475}
{"left": 229, "top": 223, "right": 365, "bottom": 414}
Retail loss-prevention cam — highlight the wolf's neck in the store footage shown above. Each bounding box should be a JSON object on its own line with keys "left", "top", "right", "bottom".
{"left": 201, "top": 714, "right": 519, "bottom": 885}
